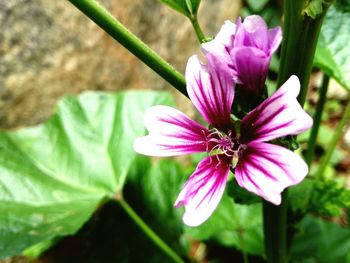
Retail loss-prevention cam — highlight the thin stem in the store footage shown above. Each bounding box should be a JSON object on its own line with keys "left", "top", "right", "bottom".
{"left": 305, "top": 74, "right": 330, "bottom": 165}
{"left": 118, "top": 197, "right": 185, "bottom": 263}
{"left": 316, "top": 98, "right": 350, "bottom": 178}
{"left": 68, "top": 0, "right": 187, "bottom": 97}
{"left": 189, "top": 16, "right": 206, "bottom": 43}
{"left": 263, "top": 191, "right": 288, "bottom": 263}
{"left": 241, "top": 237, "right": 249, "bottom": 263}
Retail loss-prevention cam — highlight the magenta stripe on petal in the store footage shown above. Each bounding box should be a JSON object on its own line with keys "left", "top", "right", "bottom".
{"left": 240, "top": 76, "right": 313, "bottom": 143}
{"left": 133, "top": 105, "right": 209, "bottom": 156}
{"left": 235, "top": 142, "right": 308, "bottom": 205}
{"left": 174, "top": 155, "right": 231, "bottom": 226}
{"left": 186, "top": 55, "right": 234, "bottom": 130}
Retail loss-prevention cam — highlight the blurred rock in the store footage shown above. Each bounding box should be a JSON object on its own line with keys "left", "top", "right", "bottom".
{"left": 0, "top": 0, "right": 241, "bottom": 129}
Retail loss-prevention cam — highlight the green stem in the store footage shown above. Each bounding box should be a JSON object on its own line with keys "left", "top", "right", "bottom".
{"left": 263, "top": 191, "right": 288, "bottom": 263}
{"left": 189, "top": 16, "right": 206, "bottom": 43}
{"left": 68, "top": 0, "right": 187, "bottom": 97}
{"left": 277, "top": 1, "right": 328, "bottom": 107}
{"left": 264, "top": 1, "right": 332, "bottom": 262}
{"left": 118, "top": 197, "right": 185, "bottom": 263}
{"left": 316, "top": 98, "right": 350, "bottom": 178}
{"left": 305, "top": 74, "right": 330, "bottom": 165}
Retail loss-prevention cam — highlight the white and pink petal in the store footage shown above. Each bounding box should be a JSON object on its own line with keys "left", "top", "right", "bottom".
{"left": 240, "top": 75, "right": 313, "bottom": 143}
{"left": 186, "top": 55, "right": 234, "bottom": 130}
{"left": 133, "top": 105, "right": 209, "bottom": 156}
{"left": 174, "top": 155, "right": 231, "bottom": 226}
{"left": 235, "top": 142, "right": 308, "bottom": 205}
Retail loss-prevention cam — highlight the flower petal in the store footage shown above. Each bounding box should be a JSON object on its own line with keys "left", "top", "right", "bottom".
{"left": 186, "top": 55, "right": 234, "bottom": 130}
{"left": 174, "top": 155, "right": 230, "bottom": 226}
{"left": 234, "top": 46, "right": 270, "bottom": 94}
{"left": 134, "top": 105, "right": 209, "bottom": 156}
{"left": 268, "top": 27, "right": 282, "bottom": 55}
{"left": 240, "top": 75, "right": 313, "bottom": 143}
{"left": 235, "top": 142, "right": 308, "bottom": 205}
{"left": 201, "top": 20, "right": 237, "bottom": 77}
{"left": 234, "top": 15, "right": 269, "bottom": 52}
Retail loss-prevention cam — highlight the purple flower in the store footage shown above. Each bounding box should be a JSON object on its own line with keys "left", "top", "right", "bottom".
{"left": 202, "top": 15, "right": 282, "bottom": 95}
{"left": 134, "top": 56, "right": 312, "bottom": 227}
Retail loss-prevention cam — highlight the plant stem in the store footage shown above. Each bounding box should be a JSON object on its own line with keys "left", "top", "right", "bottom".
{"left": 305, "top": 74, "right": 330, "bottom": 165}
{"left": 277, "top": 0, "right": 328, "bottom": 107}
{"left": 68, "top": 0, "right": 187, "bottom": 97}
{"left": 316, "top": 98, "right": 350, "bottom": 178}
{"left": 189, "top": 16, "right": 206, "bottom": 43}
{"left": 118, "top": 197, "right": 185, "bottom": 263}
{"left": 264, "top": 1, "right": 332, "bottom": 262}
{"left": 263, "top": 191, "right": 288, "bottom": 263}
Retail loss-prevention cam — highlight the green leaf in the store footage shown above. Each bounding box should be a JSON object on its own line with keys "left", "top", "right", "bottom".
{"left": 309, "top": 179, "right": 350, "bottom": 217}
{"left": 0, "top": 91, "right": 173, "bottom": 259}
{"left": 184, "top": 194, "right": 264, "bottom": 256}
{"left": 302, "top": 0, "right": 323, "bottom": 19}
{"left": 314, "top": 0, "right": 350, "bottom": 90}
{"left": 159, "top": 0, "right": 201, "bottom": 17}
{"left": 291, "top": 216, "right": 350, "bottom": 262}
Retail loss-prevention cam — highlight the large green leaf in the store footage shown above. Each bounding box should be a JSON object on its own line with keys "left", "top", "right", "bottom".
{"left": 314, "top": 0, "right": 350, "bottom": 90}
{"left": 290, "top": 215, "right": 350, "bottom": 263}
{"left": 0, "top": 91, "right": 173, "bottom": 259}
{"left": 159, "top": 0, "right": 201, "bottom": 17}
{"left": 184, "top": 192, "right": 264, "bottom": 256}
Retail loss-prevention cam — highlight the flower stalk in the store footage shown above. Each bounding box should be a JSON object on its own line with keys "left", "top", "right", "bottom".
{"left": 263, "top": 191, "right": 288, "bottom": 263}
{"left": 264, "top": 1, "right": 333, "bottom": 263}
{"left": 68, "top": 0, "right": 187, "bottom": 97}
{"left": 277, "top": 0, "right": 330, "bottom": 107}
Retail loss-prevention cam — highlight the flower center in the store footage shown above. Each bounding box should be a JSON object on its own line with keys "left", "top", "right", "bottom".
{"left": 206, "top": 128, "right": 246, "bottom": 158}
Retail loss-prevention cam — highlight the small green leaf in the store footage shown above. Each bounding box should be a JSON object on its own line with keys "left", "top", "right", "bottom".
{"left": 314, "top": 0, "right": 350, "bottom": 90}
{"left": 0, "top": 91, "right": 173, "bottom": 258}
{"left": 291, "top": 216, "right": 350, "bottom": 262}
{"left": 159, "top": 0, "right": 201, "bottom": 17}
{"left": 309, "top": 179, "right": 350, "bottom": 217}
{"left": 303, "top": 0, "right": 324, "bottom": 19}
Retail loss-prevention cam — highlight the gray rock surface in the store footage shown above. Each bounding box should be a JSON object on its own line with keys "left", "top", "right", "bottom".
{"left": 0, "top": 0, "right": 241, "bottom": 128}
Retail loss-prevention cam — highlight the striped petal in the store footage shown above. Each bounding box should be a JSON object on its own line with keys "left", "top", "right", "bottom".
{"left": 174, "top": 155, "right": 231, "bottom": 226}
{"left": 186, "top": 55, "right": 234, "bottom": 130}
{"left": 133, "top": 105, "right": 209, "bottom": 156}
{"left": 235, "top": 142, "right": 308, "bottom": 205}
{"left": 240, "top": 75, "right": 313, "bottom": 143}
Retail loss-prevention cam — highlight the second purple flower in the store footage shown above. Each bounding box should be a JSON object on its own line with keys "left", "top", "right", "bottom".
{"left": 202, "top": 15, "right": 282, "bottom": 95}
